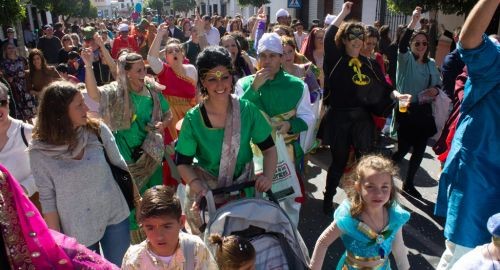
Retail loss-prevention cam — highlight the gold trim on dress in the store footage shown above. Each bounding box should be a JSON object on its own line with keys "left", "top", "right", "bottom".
{"left": 344, "top": 251, "right": 387, "bottom": 269}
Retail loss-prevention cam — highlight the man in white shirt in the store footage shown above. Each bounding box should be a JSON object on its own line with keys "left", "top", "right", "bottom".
{"left": 202, "top": 15, "right": 220, "bottom": 46}
{"left": 293, "top": 20, "right": 307, "bottom": 50}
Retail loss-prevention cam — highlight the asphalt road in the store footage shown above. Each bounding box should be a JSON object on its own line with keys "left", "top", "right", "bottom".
{"left": 298, "top": 142, "right": 446, "bottom": 269}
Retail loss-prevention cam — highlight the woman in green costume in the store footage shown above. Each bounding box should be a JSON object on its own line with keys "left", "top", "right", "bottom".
{"left": 82, "top": 49, "right": 172, "bottom": 243}
{"left": 175, "top": 46, "right": 277, "bottom": 235}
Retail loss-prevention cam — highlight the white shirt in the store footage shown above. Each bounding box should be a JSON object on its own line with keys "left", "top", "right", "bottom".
{"left": 205, "top": 26, "right": 221, "bottom": 46}
{"left": 0, "top": 119, "right": 37, "bottom": 196}
{"left": 452, "top": 244, "right": 500, "bottom": 270}
{"left": 294, "top": 31, "right": 308, "bottom": 50}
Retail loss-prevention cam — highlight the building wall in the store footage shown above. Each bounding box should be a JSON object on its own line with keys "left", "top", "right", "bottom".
{"left": 361, "top": 0, "right": 377, "bottom": 24}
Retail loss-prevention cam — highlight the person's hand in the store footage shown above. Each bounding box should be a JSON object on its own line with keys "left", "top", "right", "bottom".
{"left": 257, "top": 6, "right": 266, "bottom": 21}
{"left": 412, "top": 7, "right": 422, "bottom": 22}
{"left": 273, "top": 121, "right": 291, "bottom": 134}
{"left": 397, "top": 93, "right": 412, "bottom": 101}
{"left": 422, "top": 87, "right": 438, "bottom": 97}
{"left": 252, "top": 68, "right": 272, "bottom": 90}
{"left": 80, "top": 48, "right": 94, "bottom": 67}
{"left": 194, "top": 10, "right": 204, "bottom": 33}
{"left": 154, "top": 121, "right": 165, "bottom": 130}
{"left": 341, "top": 2, "right": 353, "bottom": 16}
{"left": 255, "top": 175, "right": 272, "bottom": 192}
{"left": 93, "top": 33, "right": 104, "bottom": 48}
{"left": 157, "top": 23, "right": 169, "bottom": 37}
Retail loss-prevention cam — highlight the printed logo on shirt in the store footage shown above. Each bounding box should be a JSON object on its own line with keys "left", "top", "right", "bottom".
{"left": 349, "top": 58, "right": 370, "bottom": 86}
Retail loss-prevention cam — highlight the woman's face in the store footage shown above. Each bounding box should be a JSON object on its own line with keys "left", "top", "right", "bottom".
{"left": 33, "top": 55, "right": 43, "bottom": 70}
{"left": 71, "top": 37, "right": 79, "bottom": 46}
{"left": 342, "top": 27, "right": 364, "bottom": 57}
{"left": 282, "top": 44, "right": 295, "bottom": 65}
{"left": 410, "top": 34, "right": 428, "bottom": 59}
{"left": 363, "top": 37, "right": 378, "bottom": 55}
{"left": 183, "top": 22, "right": 191, "bottom": 32}
{"left": 5, "top": 45, "right": 17, "bottom": 59}
{"left": 63, "top": 38, "right": 72, "bottom": 48}
{"left": 165, "top": 43, "right": 183, "bottom": 65}
{"left": 314, "top": 30, "right": 325, "bottom": 50}
{"left": 126, "top": 61, "right": 147, "bottom": 88}
{"left": 222, "top": 38, "right": 238, "bottom": 58}
{"left": 68, "top": 92, "right": 89, "bottom": 129}
{"left": 201, "top": 66, "right": 233, "bottom": 98}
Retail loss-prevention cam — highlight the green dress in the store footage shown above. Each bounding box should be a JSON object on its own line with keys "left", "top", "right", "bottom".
{"left": 176, "top": 99, "right": 272, "bottom": 179}
{"left": 113, "top": 90, "right": 169, "bottom": 231}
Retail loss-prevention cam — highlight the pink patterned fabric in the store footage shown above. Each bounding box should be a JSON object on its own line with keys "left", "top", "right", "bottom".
{"left": 0, "top": 164, "right": 119, "bottom": 270}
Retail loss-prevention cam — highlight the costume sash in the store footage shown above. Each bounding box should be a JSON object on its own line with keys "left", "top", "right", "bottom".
{"left": 270, "top": 109, "right": 300, "bottom": 144}
{"left": 217, "top": 95, "right": 241, "bottom": 188}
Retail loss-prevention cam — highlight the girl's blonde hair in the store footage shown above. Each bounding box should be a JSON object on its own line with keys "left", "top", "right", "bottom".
{"left": 346, "top": 154, "right": 399, "bottom": 217}
{"left": 209, "top": 234, "right": 255, "bottom": 270}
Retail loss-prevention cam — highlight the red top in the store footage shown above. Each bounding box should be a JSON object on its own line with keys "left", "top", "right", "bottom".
{"left": 157, "top": 63, "right": 196, "bottom": 99}
{"left": 111, "top": 36, "right": 139, "bottom": 59}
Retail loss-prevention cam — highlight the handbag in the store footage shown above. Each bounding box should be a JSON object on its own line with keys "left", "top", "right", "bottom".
{"left": 362, "top": 59, "right": 395, "bottom": 117}
{"left": 97, "top": 134, "right": 137, "bottom": 211}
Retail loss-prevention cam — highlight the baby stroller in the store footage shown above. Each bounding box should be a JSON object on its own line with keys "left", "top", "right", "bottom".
{"left": 199, "top": 182, "right": 310, "bottom": 270}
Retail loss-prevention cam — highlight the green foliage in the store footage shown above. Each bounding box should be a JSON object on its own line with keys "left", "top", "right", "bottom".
{"left": 172, "top": 0, "right": 196, "bottom": 13}
{"left": 145, "top": 0, "right": 164, "bottom": 14}
{"left": 387, "top": 0, "right": 476, "bottom": 15}
{"left": 30, "top": 0, "right": 98, "bottom": 20}
{"left": 0, "top": 0, "right": 26, "bottom": 26}
{"left": 238, "top": 0, "right": 270, "bottom": 7}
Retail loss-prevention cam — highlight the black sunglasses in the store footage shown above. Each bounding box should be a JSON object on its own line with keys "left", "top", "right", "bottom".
{"left": 0, "top": 99, "right": 8, "bottom": 107}
{"left": 414, "top": 41, "right": 428, "bottom": 47}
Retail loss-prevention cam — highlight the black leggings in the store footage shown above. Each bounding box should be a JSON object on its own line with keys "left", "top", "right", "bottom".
{"left": 392, "top": 133, "right": 428, "bottom": 186}
{"left": 324, "top": 109, "right": 374, "bottom": 198}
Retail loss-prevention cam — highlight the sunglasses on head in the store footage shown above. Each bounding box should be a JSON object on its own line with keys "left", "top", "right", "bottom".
{"left": 0, "top": 99, "right": 8, "bottom": 107}
{"left": 413, "top": 41, "right": 428, "bottom": 47}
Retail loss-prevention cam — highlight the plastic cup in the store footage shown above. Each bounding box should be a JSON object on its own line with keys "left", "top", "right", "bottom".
{"left": 399, "top": 98, "right": 409, "bottom": 113}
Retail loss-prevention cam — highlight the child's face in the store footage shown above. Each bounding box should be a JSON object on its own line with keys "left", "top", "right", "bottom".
{"left": 358, "top": 169, "right": 392, "bottom": 208}
{"left": 142, "top": 215, "right": 185, "bottom": 256}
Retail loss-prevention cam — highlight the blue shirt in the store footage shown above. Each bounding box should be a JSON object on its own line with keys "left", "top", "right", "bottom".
{"left": 435, "top": 34, "right": 500, "bottom": 247}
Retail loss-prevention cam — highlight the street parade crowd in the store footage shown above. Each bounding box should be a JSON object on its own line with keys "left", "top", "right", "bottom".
{"left": 0, "top": 0, "right": 499, "bottom": 269}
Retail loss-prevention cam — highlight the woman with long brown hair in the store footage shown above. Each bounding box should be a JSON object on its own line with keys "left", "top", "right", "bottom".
{"left": 28, "top": 81, "right": 131, "bottom": 265}
{"left": 300, "top": 27, "right": 326, "bottom": 87}
{"left": 25, "top": 49, "right": 61, "bottom": 99}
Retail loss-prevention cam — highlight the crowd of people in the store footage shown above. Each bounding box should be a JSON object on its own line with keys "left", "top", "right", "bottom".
{"left": 0, "top": 0, "right": 499, "bottom": 269}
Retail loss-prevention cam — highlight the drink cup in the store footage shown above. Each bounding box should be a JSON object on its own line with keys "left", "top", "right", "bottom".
{"left": 399, "top": 98, "right": 409, "bottom": 113}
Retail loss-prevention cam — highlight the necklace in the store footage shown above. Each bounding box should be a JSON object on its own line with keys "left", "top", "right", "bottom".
{"left": 487, "top": 244, "right": 499, "bottom": 270}
{"left": 364, "top": 208, "right": 386, "bottom": 233}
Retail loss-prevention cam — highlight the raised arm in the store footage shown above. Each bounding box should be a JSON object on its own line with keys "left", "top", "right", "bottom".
{"left": 147, "top": 23, "right": 169, "bottom": 74}
{"left": 399, "top": 7, "right": 421, "bottom": 53}
{"left": 460, "top": 0, "right": 499, "bottom": 49}
{"left": 81, "top": 48, "right": 101, "bottom": 102}
{"left": 93, "top": 33, "right": 117, "bottom": 79}
{"left": 325, "top": 2, "right": 352, "bottom": 60}
{"left": 194, "top": 9, "right": 209, "bottom": 50}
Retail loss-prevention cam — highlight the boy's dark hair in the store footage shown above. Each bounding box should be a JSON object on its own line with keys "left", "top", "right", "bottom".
{"left": 56, "top": 63, "right": 69, "bottom": 73}
{"left": 68, "top": 51, "right": 79, "bottom": 60}
{"left": 138, "top": 185, "right": 182, "bottom": 222}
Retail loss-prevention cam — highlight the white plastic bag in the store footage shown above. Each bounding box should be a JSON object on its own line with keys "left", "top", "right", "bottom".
{"left": 300, "top": 89, "right": 323, "bottom": 153}
{"left": 431, "top": 89, "right": 452, "bottom": 140}
{"left": 253, "top": 132, "right": 302, "bottom": 201}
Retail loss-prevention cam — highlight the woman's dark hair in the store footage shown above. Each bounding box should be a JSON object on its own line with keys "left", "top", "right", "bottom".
{"left": 221, "top": 35, "right": 249, "bottom": 79}
{"left": 300, "top": 27, "right": 325, "bottom": 65}
{"left": 32, "top": 81, "right": 100, "bottom": 146}
{"left": 28, "top": 49, "right": 50, "bottom": 78}
{"left": 196, "top": 46, "right": 233, "bottom": 96}
{"left": 410, "top": 30, "right": 430, "bottom": 63}
{"left": 56, "top": 63, "right": 69, "bottom": 73}
{"left": 379, "top": 25, "right": 391, "bottom": 44}
{"left": 365, "top": 25, "right": 380, "bottom": 40}
{"left": 138, "top": 185, "right": 181, "bottom": 222}
{"left": 391, "top": 24, "right": 407, "bottom": 46}
{"left": 209, "top": 234, "right": 256, "bottom": 270}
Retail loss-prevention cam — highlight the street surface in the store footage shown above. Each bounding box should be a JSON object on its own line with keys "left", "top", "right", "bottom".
{"left": 298, "top": 142, "right": 446, "bottom": 269}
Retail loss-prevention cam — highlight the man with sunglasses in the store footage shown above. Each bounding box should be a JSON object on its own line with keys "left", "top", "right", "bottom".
{"left": 110, "top": 23, "right": 139, "bottom": 59}
{"left": 235, "top": 32, "right": 315, "bottom": 226}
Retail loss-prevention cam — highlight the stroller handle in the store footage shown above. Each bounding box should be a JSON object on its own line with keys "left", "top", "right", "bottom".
{"left": 197, "top": 181, "right": 279, "bottom": 232}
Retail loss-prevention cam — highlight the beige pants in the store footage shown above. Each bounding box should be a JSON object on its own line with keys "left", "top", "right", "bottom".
{"left": 436, "top": 240, "right": 473, "bottom": 270}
